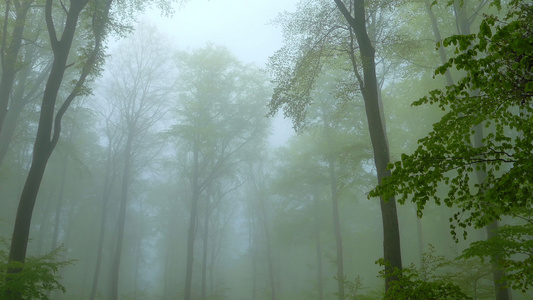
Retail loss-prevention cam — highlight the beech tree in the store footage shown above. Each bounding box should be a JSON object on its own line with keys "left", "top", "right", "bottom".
{"left": 268, "top": 0, "right": 404, "bottom": 290}
{"left": 170, "top": 45, "right": 270, "bottom": 300}
{"left": 4, "top": 0, "right": 177, "bottom": 298}
{"left": 6, "top": 3, "right": 112, "bottom": 298}
{"left": 371, "top": 0, "right": 533, "bottom": 293}
{"left": 101, "top": 24, "right": 172, "bottom": 300}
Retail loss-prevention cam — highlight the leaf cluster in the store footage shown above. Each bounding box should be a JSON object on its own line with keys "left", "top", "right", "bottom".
{"left": 371, "top": 0, "right": 532, "bottom": 290}
{"left": 371, "top": 0, "right": 533, "bottom": 234}
{"left": 460, "top": 223, "right": 533, "bottom": 292}
{"left": 377, "top": 255, "right": 471, "bottom": 300}
{"left": 0, "top": 237, "right": 75, "bottom": 299}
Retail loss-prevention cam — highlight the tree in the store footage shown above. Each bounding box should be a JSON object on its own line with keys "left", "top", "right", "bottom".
{"left": 170, "top": 44, "right": 271, "bottom": 300}
{"left": 371, "top": 0, "right": 533, "bottom": 292}
{"left": 268, "top": 0, "right": 404, "bottom": 290}
{"left": 6, "top": 2, "right": 112, "bottom": 298}
{"left": 4, "top": 0, "right": 178, "bottom": 297}
{"left": 100, "top": 24, "right": 173, "bottom": 300}
{"left": 332, "top": 0, "right": 403, "bottom": 290}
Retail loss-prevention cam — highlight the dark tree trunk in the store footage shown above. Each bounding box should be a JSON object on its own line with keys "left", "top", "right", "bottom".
{"left": 110, "top": 133, "right": 133, "bottom": 300}
{"left": 5, "top": 2, "right": 87, "bottom": 298}
{"left": 334, "top": 0, "right": 403, "bottom": 291}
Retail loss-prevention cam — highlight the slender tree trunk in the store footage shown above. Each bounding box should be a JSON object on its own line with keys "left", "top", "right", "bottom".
{"left": 249, "top": 207, "right": 258, "bottom": 300}
{"left": 424, "top": 0, "right": 454, "bottom": 85}
{"left": 89, "top": 195, "right": 109, "bottom": 300}
{"left": 110, "top": 133, "right": 134, "bottom": 300}
{"left": 163, "top": 237, "right": 174, "bottom": 298}
{"left": 259, "top": 196, "right": 276, "bottom": 300}
{"left": 334, "top": 0, "right": 403, "bottom": 291}
{"left": 201, "top": 197, "right": 210, "bottom": 299}
{"left": 208, "top": 217, "right": 218, "bottom": 296}
{"left": 89, "top": 138, "right": 118, "bottom": 300}
{"left": 313, "top": 192, "right": 325, "bottom": 300}
{"left": 184, "top": 143, "right": 200, "bottom": 300}
{"left": 51, "top": 157, "right": 68, "bottom": 250}
{"left": 328, "top": 157, "right": 344, "bottom": 300}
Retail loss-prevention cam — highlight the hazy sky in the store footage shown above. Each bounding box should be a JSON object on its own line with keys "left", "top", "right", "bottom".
{"left": 147, "top": 0, "right": 299, "bottom": 65}
{"left": 143, "top": 0, "right": 299, "bottom": 147}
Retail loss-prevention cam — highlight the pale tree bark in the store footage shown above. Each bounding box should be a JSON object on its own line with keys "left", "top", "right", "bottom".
{"left": 184, "top": 142, "right": 200, "bottom": 300}
{"left": 201, "top": 192, "right": 211, "bottom": 299}
{"left": 51, "top": 156, "right": 68, "bottom": 250}
{"left": 89, "top": 115, "right": 121, "bottom": 300}
{"left": 109, "top": 132, "right": 133, "bottom": 300}
{"left": 248, "top": 204, "right": 258, "bottom": 300}
{"left": 328, "top": 156, "right": 344, "bottom": 300}
{"left": 455, "top": 4, "right": 510, "bottom": 298}
{"left": 258, "top": 195, "right": 276, "bottom": 300}
{"left": 333, "top": 0, "right": 402, "bottom": 291}
{"left": 313, "top": 191, "right": 325, "bottom": 300}
{"left": 425, "top": 2, "right": 511, "bottom": 297}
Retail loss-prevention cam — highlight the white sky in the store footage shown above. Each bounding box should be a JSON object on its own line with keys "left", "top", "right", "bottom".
{"left": 142, "top": 0, "right": 299, "bottom": 148}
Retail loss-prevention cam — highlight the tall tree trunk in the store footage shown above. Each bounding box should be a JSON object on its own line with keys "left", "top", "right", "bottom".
{"left": 51, "top": 156, "right": 68, "bottom": 250}
{"left": 201, "top": 196, "right": 210, "bottom": 299}
{"left": 259, "top": 196, "right": 276, "bottom": 300}
{"left": 184, "top": 143, "right": 200, "bottom": 300}
{"left": 249, "top": 206, "right": 258, "bottom": 300}
{"left": 110, "top": 133, "right": 134, "bottom": 300}
{"left": 328, "top": 157, "right": 344, "bottom": 300}
{"left": 88, "top": 194, "right": 110, "bottom": 300}
{"left": 89, "top": 132, "right": 118, "bottom": 300}
{"left": 473, "top": 125, "right": 511, "bottom": 300}
{"left": 334, "top": 0, "right": 403, "bottom": 291}
{"left": 163, "top": 237, "right": 174, "bottom": 298}
{"left": 423, "top": 0, "right": 454, "bottom": 86}
{"left": 313, "top": 192, "right": 325, "bottom": 300}
{"left": 5, "top": 2, "right": 88, "bottom": 298}
{"left": 0, "top": 0, "right": 31, "bottom": 135}
{"left": 454, "top": 3, "right": 512, "bottom": 297}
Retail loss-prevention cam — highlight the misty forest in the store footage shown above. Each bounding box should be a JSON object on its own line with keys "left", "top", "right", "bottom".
{"left": 0, "top": 0, "right": 532, "bottom": 299}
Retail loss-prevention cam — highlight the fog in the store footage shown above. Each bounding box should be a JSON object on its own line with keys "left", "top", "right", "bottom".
{"left": 0, "top": 0, "right": 532, "bottom": 300}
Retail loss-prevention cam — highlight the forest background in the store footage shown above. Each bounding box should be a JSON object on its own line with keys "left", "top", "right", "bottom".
{"left": 0, "top": 0, "right": 531, "bottom": 299}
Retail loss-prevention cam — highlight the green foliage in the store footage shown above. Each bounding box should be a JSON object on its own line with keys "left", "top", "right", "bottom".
{"left": 370, "top": 0, "right": 532, "bottom": 240}
{"left": 0, "top": 237, "right": 75, "bottom": 299}
{"left": 371, "top": 0, "right": 533, "bottom": 290}
{"left": 460, "top": 223, "right": 533, "bottom": 292}
{"left": 338, "top": 275, "right": 372, "bottom": 299}
{"left": 377, "top": 245, "right": 493, "bottom": 300}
